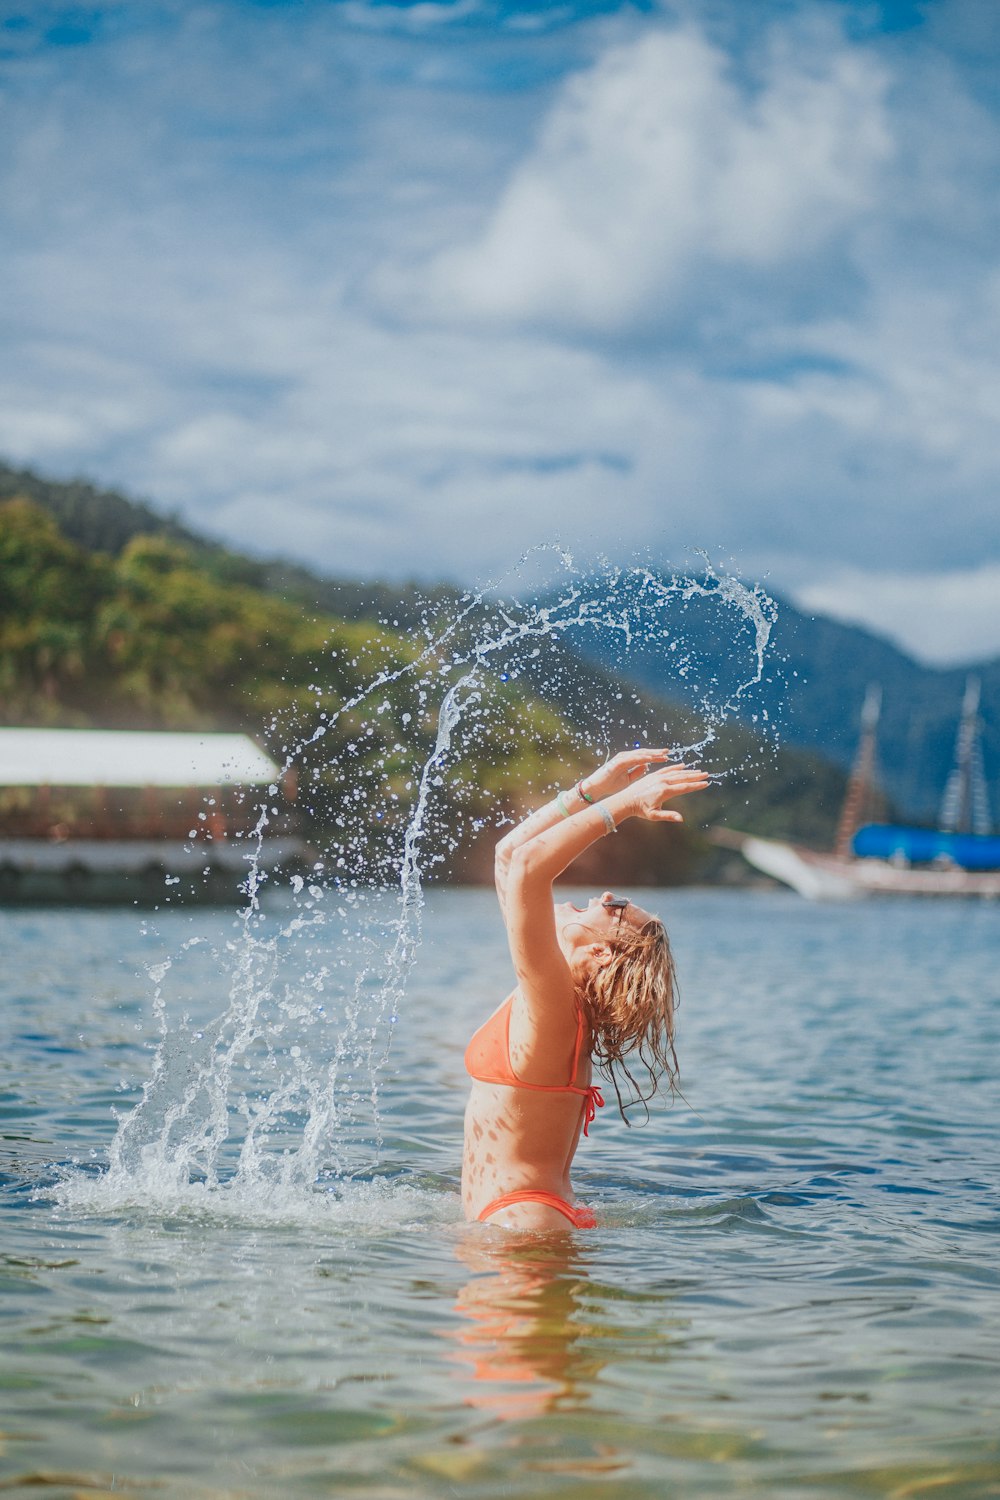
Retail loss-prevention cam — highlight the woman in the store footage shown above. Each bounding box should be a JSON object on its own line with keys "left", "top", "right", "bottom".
{"left": 462, "top": 749, "right": 709, "bottom": 1231}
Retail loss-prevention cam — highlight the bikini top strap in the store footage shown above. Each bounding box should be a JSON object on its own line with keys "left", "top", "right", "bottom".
{"left": 569, "top": 1000, "right": 587, "bottom": 1084}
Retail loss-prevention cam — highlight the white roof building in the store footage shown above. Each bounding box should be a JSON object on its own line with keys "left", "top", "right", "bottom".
{"left": 0, "top": 728, "right": 279, "bottom": 788}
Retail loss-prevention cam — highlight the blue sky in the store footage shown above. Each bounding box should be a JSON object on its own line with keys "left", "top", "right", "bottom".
{"left": 2, "top": 0, "right": 999, "bottom": 663}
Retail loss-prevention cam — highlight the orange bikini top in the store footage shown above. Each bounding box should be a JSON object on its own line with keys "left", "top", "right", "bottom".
{"left": 464, "top": 996, "right": 605, "bottom": 1136}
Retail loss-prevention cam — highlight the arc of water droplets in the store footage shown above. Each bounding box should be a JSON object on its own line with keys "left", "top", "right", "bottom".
{"left": 105, "top": 554, "right": 774, "bottom": 1197}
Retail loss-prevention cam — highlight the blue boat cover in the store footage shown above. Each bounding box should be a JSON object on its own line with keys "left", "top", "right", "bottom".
{"left": 852, "top": 824, "right": 1000, "bottom": 871}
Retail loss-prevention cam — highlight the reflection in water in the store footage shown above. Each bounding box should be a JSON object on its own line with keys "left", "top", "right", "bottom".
{"left": 448, "top": 1231, "right": 606, "bottom": 1422}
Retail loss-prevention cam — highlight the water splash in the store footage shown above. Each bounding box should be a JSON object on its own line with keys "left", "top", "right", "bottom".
{"left": 57, "top": 552, "right": 776, "bottom": 1216}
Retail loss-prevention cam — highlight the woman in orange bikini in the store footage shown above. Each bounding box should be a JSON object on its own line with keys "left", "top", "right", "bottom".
{"left": 462, "top": 748, "right": 709, "bottom": 1232}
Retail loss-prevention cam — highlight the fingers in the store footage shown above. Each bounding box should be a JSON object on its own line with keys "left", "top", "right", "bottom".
{"left": 638, "top": 766, "right": 709, "bottom": 815}
{"left": 650, "top": 770, "right": 709, "bottom": 793}
{"left": 613, "top": 747, "right": 673, "bottom": 767}
{"left": 600, "top": 749, "right": 710, "bottom": 803}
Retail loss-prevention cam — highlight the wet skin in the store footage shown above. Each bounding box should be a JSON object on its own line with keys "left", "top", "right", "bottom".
{"left": 463, "top": 892, "right": 656, "bottom": 1233}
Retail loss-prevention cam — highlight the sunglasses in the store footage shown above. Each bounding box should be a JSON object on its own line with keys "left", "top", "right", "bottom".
{"left": 601, "top": 897, "right": 630, "bottom": 925}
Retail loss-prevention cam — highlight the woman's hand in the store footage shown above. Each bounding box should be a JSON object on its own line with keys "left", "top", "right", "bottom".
{"left": 580, "top": 747, "right": 676, "bottom": 802}
{"left": 622, "top": 763, "right": 711, "bottom": 822}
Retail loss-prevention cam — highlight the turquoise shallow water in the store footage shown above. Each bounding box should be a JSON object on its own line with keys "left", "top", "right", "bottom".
{"left": 2, "top": 888, "right": 999, "bottom": 1498}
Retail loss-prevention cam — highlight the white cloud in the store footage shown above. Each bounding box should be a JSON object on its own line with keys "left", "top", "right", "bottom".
{"left": 336, "top": 0, "right": 484, "bottom": 30}
{"left": 392, "top": 26, "right": 892, "bottom": 332}
{"left": 1, "top": 3, "right": 999, "bottom": 665}
{"left": 795, "top": 563, "right": 1000, "bottom": 666}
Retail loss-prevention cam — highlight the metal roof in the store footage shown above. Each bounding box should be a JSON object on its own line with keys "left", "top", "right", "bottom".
{"left": 0, "top": 729, "right": 279, "bottom": 788}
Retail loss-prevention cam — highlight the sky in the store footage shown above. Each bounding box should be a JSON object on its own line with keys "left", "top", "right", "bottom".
{"left": 1, "top": 0, "right": 999, "bottom": 665}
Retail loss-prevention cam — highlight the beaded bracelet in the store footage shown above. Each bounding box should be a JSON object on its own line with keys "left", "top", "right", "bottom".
{"left": 576, "top": 780, "right": 595, "bottom": 804}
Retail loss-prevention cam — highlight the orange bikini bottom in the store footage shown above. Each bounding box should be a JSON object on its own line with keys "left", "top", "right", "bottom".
{"left": 478, "top": 1190, "right": 597, "bottom": 1230}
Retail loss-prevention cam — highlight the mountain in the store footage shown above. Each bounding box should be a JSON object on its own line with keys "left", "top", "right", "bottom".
{"left": 8, "top": 456, "right": 991, "bottom": 826}
{"left": 757, "top": 601, "right": 998, "bottom": 821}
{"left": 1, "top": 469, "right": 853, "bottom": 885}
{"left": 542, "top": 573, "right": 999, "bottom": 824}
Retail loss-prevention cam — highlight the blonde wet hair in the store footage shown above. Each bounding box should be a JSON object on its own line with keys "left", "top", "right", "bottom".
{"left": 579, "top": 918, "right": 679, "bottom": 1124}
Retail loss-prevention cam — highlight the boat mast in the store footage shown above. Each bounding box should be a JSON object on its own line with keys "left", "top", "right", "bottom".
{"left": 939, "top": 675, "right": 992, "bottom": 835}
{"left": 835, "top": 683, "right": 882, "bottom": 858}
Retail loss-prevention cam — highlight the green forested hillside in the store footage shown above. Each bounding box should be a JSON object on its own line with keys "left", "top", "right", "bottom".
{"left": 1, "top": 496, "right": 332, "bottom": 730}
{"left": 6, "top": 458, "right": 992, "bottom": 827}
{"left": 0, "top": 472, "right": 849, "bottom": 882}
{"left": 0, "top": 459, "right": 457, "bottom": 625}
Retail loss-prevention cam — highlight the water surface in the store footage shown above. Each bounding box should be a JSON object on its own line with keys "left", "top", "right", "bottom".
{"left": 2, "top": 889, "right": 999, "bottom": 1498}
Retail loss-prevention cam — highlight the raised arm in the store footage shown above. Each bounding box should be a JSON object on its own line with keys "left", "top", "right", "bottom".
{"left": 494, "top": 749, "right": 676, "bottom": 920}
{"left": 502, "top": 760, "right": 710, "bottom": 1011}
